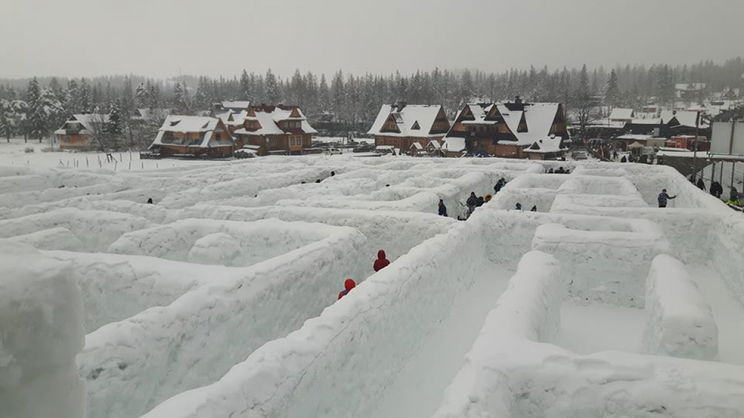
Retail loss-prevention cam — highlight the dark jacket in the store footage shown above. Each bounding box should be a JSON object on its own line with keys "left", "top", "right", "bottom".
{"left": 658, "top": 192, "right": 675, "bottom": 207}
{"left": 466, "top": 195, "right": 478, "bottom": 207}
{"left": 438, "top": 201, "right": 447, "bottom": 216}
{"left": 373, "top": 250, "right": 390, "bottom": 272}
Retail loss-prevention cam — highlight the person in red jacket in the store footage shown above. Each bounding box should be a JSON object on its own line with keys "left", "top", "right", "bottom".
{"left": 373, "top": 250, "right": 390, "bottom": 272}
{"left": 338, "top": 278, "right": 356, "bottom": 300}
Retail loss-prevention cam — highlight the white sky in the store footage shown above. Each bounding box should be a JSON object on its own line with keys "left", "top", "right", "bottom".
{"left": 2, "top": 0, "right": 743, "bottom": 79}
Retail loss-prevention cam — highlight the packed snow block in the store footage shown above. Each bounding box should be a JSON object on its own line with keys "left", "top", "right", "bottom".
{"left": 432, "top": 251, "right": 561, "bottom": 418}
{"left": 502, "top": 173, "right": 569, "bottom": 190}
{"left": 550, "top": 193, "right": 649, "bottom": 213}
{"left": 532, "top": 222, "right": 669, "bottom": 307}
{"left": 558, "top": 175, "right": 642, "bottom": 197}
{"left": 45, "top": 251, "right": 214, "bottom": 332}
{"left": 81, "top": 224, "right": 365, "bottom": 418}
{"left": 571, "top": 166, "right": 628, "bottom": 177}
{"left": 174, "top": 204, "right": 455, "bottom": 275}
{"left": 492, "top": 187, "right": 558, "bottom": 212}
{"left": 711, "top": 217, "right": 744, "bottom": 305}
{"left": 158, "top": 166, "right": 330, "bottom": 208}
{"left": 141, "top": 213, "right": 491, "bottom": 418}
{"left": 644, "top": 254, "right": 718, "bottom": 360}
{"left": 0, "top": 177, "right": 127, "bottom": 209}
{"left": 7, "top": 226, "right": 85, "bottom": 251}
{"left": 109, "top": 219, "right": 329, "bottom": 267}
{"left": 0, "top": 208, "right": 151, "bottom": 251}
{"left": 0, "top": 241, "right": 85, "bottom": 418}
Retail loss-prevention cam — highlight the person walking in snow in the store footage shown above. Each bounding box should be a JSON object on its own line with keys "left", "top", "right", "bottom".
{"left": 466, "top": 192, "right": 478, "bottom": 216}
{"left": 515, "top": 202, "right": 522, "bottom": 210}
{"left": 147, "top": 198, "right": 153, "bottom": 204}
{"left": 657, "top": 189, "right": 677, "bottom": 208}
{"left": 338, "top": 278, "right": 356, "bottom": 300}
{"left": 620, "top": 155, "right": 627, "bottom": 163}
{"left": 438, "top": 199, "right": 448, "bottom": 216}
{"left": 696, "top": 178, "right": 705, "bottom": 191}
{"left": 373, "top": 250, "right": 390, "bottom": 272}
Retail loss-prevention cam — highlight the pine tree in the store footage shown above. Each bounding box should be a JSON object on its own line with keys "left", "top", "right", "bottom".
{"left": 25, "top": 77, "right": 46, "bottom": 140}
{"left": 79, "top": 78, "right": 92, "bottom": 113}
{"left": 239, "top": 70, "right": 250, "bottom": 100}
{"left": 605, "top": 69, "right": 621, "bottom": 107}
{"left": 135, "top": 82, "right": 149, "bottom": 109}
{"left": 265, "top": 69, "right": 280, "bottom": 103}
{"left": 173, "top": 82, "right": 190, "bottom": 114}
{"left": 573, "top": 64, "right": 593, "bottom": 139}
{"left": 318, "top": 74, "right": 330, "bottom": 112}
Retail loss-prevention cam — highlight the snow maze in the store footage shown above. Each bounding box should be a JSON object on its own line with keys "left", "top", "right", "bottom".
{"left": 1, "top": 156, "right": 744, "bottom": 418}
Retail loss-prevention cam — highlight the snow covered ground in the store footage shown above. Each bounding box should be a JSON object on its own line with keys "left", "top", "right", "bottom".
{"left": 1, "top": 143, "right": 744, "bottom": 418}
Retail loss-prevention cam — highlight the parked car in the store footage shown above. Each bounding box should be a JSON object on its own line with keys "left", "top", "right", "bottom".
{"left": 234, "top": 149, "right": 257, "bottom": 159}
{"left": 325, "top": 148, "right": 343, "bottom": 155}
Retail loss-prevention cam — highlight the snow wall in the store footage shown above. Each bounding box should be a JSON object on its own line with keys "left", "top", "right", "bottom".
{"left": 643, "top": 254, "right": 718, "bottom": 360}
{"left": 141, "top": 204, "right": 507, "bottom": 418}
{"left": 0, "top": 241, "right": 85, "bottom": 418}
{"left": 432, "top": 250, "right": 562, "bottom": 418}
{"left": 44, "top": 251, "right": 215, "bottom": 333}
{"left": 82, "top": 222, "right": 366, "bottom": 418}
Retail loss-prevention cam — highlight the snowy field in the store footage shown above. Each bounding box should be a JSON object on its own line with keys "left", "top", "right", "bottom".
{"left": 2, "top": 142, "right": 744, "bottom": 418}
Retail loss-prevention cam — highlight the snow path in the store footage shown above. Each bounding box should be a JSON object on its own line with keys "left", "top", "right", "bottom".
{"left": 688, "top": 264, "right": 744, "bottom": 364}
{"left": 558, "top": 302, "right": 646, "bottom": 354}
{"left": 368, "top": 263, "right": 513, "bottom": 418}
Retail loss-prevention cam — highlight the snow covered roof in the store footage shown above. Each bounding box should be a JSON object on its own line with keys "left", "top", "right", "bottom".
{"left": 523, "top": 136, "right": 566, "bottom": 153}
{"left": 630, "top": 118, "right": 662, "bottom": 125}
{"left": 427, "top": 139, "right": 441, "bottom": 150}
{"left": 443, "top": 137, "right": 466, "bottom": 152}
{"left": 56, "top": 114, "right": 110, "bottom": 135}
{"left": 661, "top": 110, "right": 708, "bottom": 128}
{"left": 410, "top": 142, "right": 423, "bottom": 150}
{"left": 234, "top": 106, "right": 317, "bottom": 136}
{"left": 609, "top": 108, "right": 634, "bottom": 120}
{"left": 215, "top": 109, "right": 248, "bottom": 126}
{"left": 150, "top": 115, "right": 232, "bottom": 149}
{"left": 496, "top": 103, "right": 561, "bottom": 146}
{"left": 367, "top": 104, "right": 447, "bottom": 138}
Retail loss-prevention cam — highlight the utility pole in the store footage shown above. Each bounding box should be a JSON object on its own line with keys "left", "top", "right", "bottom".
{"left": 692, "top": 110, "right": 699, "bottom": 178}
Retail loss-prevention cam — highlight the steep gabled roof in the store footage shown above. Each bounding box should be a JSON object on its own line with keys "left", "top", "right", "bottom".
{"left": 496, "top": 103, "right": 561, "bottom": 145}
{"left": 149, "top": 115, "right": 232, "bottom": 149}
{"left": 368, "top": 104, "right": 447, "bottom": 137}
{"left": 234, "top": 105, "right": 317, "bottom": 136}
{"left": 523, "top": 136, "right": 566, "bottom": 153}
{"left": 661, "top": 110, "right": 708, "bottom": 128}
{"left": 55, "top": 114, "right": 110, "bottom": 135}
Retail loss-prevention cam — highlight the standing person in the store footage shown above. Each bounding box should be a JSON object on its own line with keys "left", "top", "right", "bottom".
{"left": 731, "top": 188, "right": 739, "bottom": 203}
{"left": 620, "top": 155, "right": 627, "bottom": 163}
{"left": 438, "top": 199, "right": 448, "bottom": 216}
{"left": 515, "top": 202, "right": 522, "bottom": 210}
{"left": 477, "top": 196, "right": 485, "bottom": 207}
{"left": 373, "top": 250, "right": 390, "bottom": 272}
{"left": 146, "top": 198, "right": 153, "bottom": 204}
{"left": 494, "top": 178, "right": 506, "bottom": 194}
{"left": 657, "top": 189, "right": 677, "bottom": 208}
{"left": 696, "top": 178, "right": 705, "bottom": 190}
{"left": 337, "top": 278, "right": 356, "bottom": 300}
{"left": 466, "top": 192, "right": 478, "bottom": 216}
{"left": 711, "top": 181, "right": 723, "bottom": 199}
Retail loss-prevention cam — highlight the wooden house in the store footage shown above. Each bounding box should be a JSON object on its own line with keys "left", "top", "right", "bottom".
{"left": 148, "top": 115, "right": 235, "bottom": 158}
{"left": 54, "top": 114, "right": 109, "bottom": 150}
{"left": 367, "top": 104, "right": 450, "bottom": 154}
{"left": 444, "top": 98, "right": 569, "bottom": 158}
{"left": 660, "top": 110, "right": 709, "bottom": 138}
{"left": 232, "top": 105, "right": 317, "bottom": 156}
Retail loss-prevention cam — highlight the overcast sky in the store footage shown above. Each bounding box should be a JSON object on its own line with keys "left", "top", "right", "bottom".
{"left": 2, "top": 0, "right": 743, "bottom": 79}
